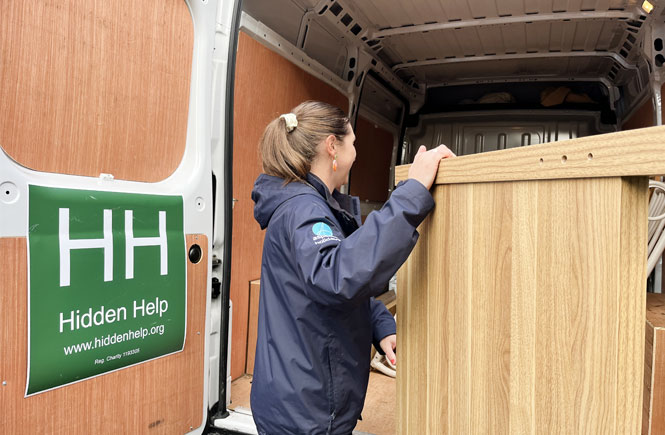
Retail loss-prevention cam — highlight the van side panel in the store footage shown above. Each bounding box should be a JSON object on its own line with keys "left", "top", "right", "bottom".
{"left": 622, "top": 83, "right": 664, "bottom": 131}
{"left": 0, "top": 235, "right": 208, "bottom": 434}
{"left": 0, "top": 0, "right": 192, "bottom": 182}
{"left": 229, "top": 31, "right": 348, "bottom": 380}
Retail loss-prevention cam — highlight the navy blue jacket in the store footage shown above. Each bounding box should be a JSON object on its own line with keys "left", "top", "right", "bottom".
{"left": 250, "top": 173, "right": 434, "bottom": 435}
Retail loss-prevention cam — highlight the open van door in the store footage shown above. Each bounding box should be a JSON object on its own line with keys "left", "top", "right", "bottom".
{"left": 0, "top": 0, "right": 237, "bottom": 433}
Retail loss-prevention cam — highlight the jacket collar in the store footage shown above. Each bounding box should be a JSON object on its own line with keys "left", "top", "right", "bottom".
{"left": 306, "top": 173, "right": 361, "bottom": 236}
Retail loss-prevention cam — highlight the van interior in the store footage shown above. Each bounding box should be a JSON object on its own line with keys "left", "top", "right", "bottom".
{"left": 1, "top": 0, "right": 664, "bottom": 433}
{"left": 215, "top": 0, "right": 665, "bottom": 433}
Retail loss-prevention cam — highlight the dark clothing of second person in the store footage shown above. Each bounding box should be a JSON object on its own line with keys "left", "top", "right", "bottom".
{"left": 250, "top": 172, "right": 434, "bottom": 434}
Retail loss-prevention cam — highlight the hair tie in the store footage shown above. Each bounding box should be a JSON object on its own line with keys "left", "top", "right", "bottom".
{"left": 280, "top": 113, "right": 298, "bottom": 133}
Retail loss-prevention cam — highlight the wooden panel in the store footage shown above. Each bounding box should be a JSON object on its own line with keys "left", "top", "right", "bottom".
{"left": 623, "top": 98, "right": 656, "bottom": 131}
{"left": 230, "top": 31, "right": 348, "bottom": 379}
{"left": 622, "top": 83, "right": 664, "bottom": 131}
{"left": 397, "top": 176, "right": 648, "bottom": 434}
{"left": 349, "top": 116, "right": 395, "bottom": 202}
{"left": 0, "top": 235, "right": 207, "bottom": 434}
{"left": 245, "top": 280, "right": 261, "bottom": 375}
{"left": 650, "top": 324, "right": 665, "bottom": 435}
{"left": 616, "top": 178, "right": 648, "bottom": 434}
{"left": 397, "top": 199, "right": 433, "bottom": 434}
{"left": 647, "top": 294, "right": 665, "bottom": 327}
{"left": 397, "top": 184, "right": 475, "bottom": 434}
{"left": 470, "top": 183, "right": 512, "bottom": 433}
{"left": 645, "top": 321, "right": 655, "bottom": 435}
{"left": 0, "top": 1, "right": 192, "bottom": 182}
{"left": 509, "top": 181, "right": 538, "bottom": 433}
{"left": 395, "top": 125, "right": 665, "bottom": 185}
{"left": 644, "top": 293, "right": 665, "bottom": 435}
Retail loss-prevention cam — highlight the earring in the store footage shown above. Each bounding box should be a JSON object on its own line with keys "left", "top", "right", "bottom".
{"left": 332, "top": 154, "right": 338, "bottom": 172}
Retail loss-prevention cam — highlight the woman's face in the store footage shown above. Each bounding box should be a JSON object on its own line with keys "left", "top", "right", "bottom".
{"left": 333, "top": 124, "right": 356, "bottom": 189}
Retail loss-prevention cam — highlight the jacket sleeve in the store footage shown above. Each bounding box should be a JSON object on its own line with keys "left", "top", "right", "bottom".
{"left": 370, "top": 297, "right": 396, "bottom": 354}
{"left": 290, "top": 179, "right": 434, "bottom": 308}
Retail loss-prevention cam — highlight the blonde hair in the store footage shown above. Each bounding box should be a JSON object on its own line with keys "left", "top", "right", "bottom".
{"left": 259, "top": 101, "right": 349, "bottom": 183}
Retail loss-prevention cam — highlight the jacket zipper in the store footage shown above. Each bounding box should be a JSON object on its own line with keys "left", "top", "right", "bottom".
{"left": 326, "top": 345, "right": 336, "bottom": 434}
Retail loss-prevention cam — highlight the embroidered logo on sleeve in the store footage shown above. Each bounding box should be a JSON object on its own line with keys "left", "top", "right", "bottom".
{"left": 312, "top": 222, "right": 340, "bottom": 245}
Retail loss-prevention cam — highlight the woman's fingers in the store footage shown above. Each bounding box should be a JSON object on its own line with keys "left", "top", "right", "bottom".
{"left": 384, "top": 346, "right": 396, "bottom": 365}
{"left": 407, "top": 143, "right": 454, "bottom": 189}
{"left": 380, "top": 334, "right": 397, "bottom": 365}
{"left": 434, "top": 144, "right": 455, "bottom": 158}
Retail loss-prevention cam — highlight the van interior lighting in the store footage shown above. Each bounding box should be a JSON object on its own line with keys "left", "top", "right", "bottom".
{"left": 643, "top": 0, "right": 654, "bottom": 13}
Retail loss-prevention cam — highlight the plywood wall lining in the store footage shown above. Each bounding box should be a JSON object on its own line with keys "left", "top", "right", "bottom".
{"left": 0, "top": 0, "right": 193, "bottom": 182}
{"left": 622, "top": 83, "right": 665, "bottom": 131}
{"left": 644, "top": 293, "right": 665, "bottom": 434}
{"left": 229, "top": 31, "right": 348, "bottom": 379}
{"left": 0, "top": 235, "right": 207, "bottom": 434}
{"left": 349, "top": 116, "right": 395, "bottom": 203}
{"left": 245, "top": 280, "right": 261, "bottom": 375}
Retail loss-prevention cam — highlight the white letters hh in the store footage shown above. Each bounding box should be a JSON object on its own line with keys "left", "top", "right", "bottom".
{"left": 59, "top": 208, "right": 113, "bottom": 287}
{"left": 125, "top": 210, "right": 168, "bottom": 279}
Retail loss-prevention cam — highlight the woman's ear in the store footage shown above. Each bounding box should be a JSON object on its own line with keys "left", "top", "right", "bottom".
{"left": 324, "top": 134, "right": 337, "bottom": 157}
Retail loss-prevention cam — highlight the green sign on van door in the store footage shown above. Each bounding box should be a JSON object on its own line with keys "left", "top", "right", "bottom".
{"left": 26, "top": 185, "right": 186, "bottom": 396}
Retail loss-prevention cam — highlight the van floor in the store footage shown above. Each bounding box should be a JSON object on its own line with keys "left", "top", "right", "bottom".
{"left": 230, "top": 370, "right": 396, "bottom": 435}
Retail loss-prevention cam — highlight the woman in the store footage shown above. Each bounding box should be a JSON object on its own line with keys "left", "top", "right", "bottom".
{"left": 250, "top": 101, "right": 453, "bottom": 434}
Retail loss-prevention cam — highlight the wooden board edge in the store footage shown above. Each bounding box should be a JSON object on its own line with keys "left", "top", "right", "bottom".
{"left": 395, "top": 126, "right": 665, "bottom": 185}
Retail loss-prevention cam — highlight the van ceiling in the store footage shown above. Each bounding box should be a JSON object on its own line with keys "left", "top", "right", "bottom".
{"left": 343, "top": 0, "right": 646, "bottom": 85}
{"left": 244, "top": 0, "right": 654, "bottom": 108}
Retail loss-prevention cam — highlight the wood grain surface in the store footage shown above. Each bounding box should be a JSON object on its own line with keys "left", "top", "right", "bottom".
{"left": 229, "top": 31, "right": 348, "bottom": 379}
{"left": 644, "top": 293, "right": 665, "bottom": 435}
{"left": 395, "top": 125, "right": 665, "bottom": 185}
{"left": 397, "top": 176, "right": 648, "bottom": 434}
{"left": 349, "top": 116, "right": 395, "bottom": 203}
{"left": 0, "top": 0, "right": 192, "bottom": 182}
{"left": 622, "top": 83, "right": 664, "bottom": 130}
{"left": 646, "top": 293, "right": 665, "bottom": 327}
{"left": 245, "top": 280, "right": 260, "bottom": 375}
{"left": 0, "top": 235, "right": 207, "bottom": 434}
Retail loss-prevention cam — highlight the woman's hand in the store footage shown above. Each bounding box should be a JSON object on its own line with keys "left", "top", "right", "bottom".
{"left": 379, "top": 334, "right": 397, "bottom": 365}
{"left": 408, "top": 144, "right": 455, "bottom": 190}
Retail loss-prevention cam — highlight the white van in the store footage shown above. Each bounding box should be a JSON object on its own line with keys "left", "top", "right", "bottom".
{"left": 1, "top": 0, "right": 662, "bottom": 434}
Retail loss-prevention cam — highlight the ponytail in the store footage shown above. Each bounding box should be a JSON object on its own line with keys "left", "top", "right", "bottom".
{"left": 259, "top": 101, "right": 349, "bottom": 183}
